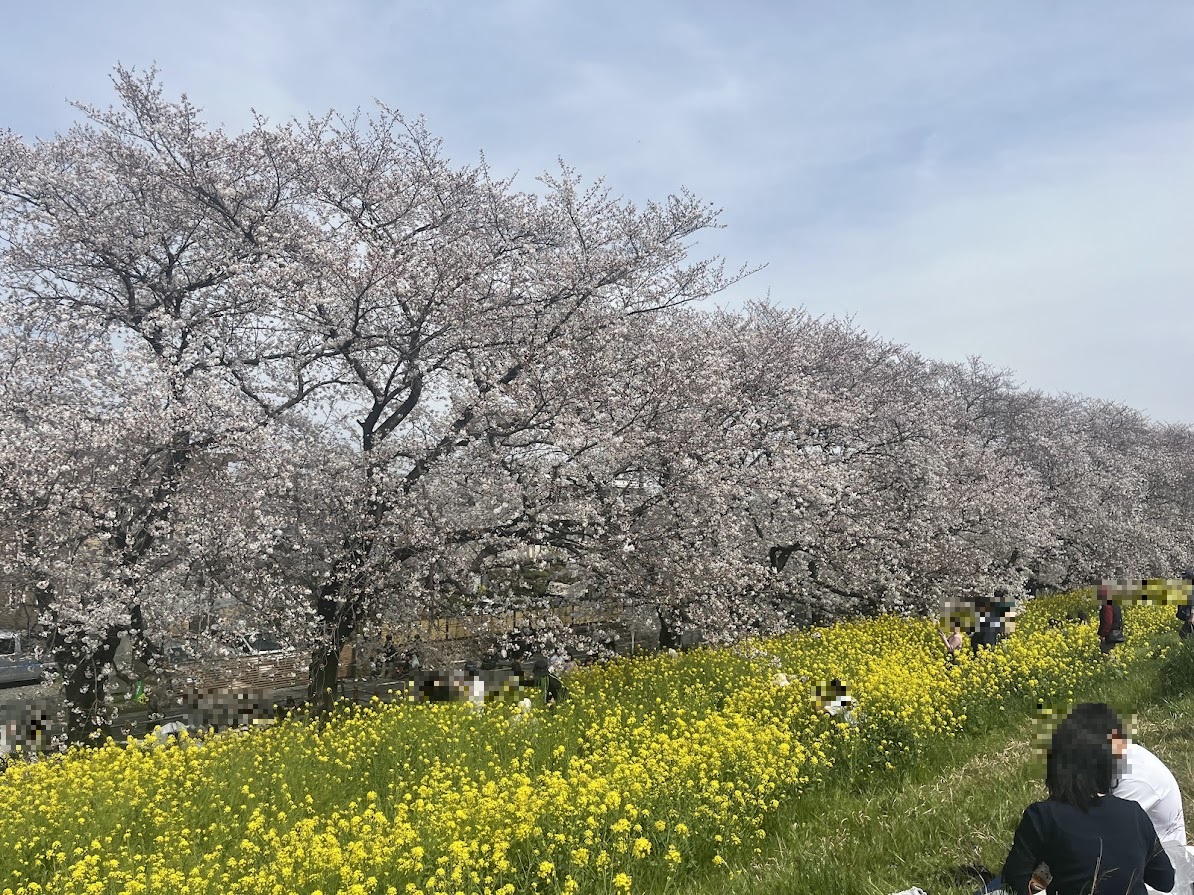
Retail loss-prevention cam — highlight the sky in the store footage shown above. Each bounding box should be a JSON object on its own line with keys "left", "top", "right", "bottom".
{"left": 3, "top": 1, "right": 1193, "bottom": 422}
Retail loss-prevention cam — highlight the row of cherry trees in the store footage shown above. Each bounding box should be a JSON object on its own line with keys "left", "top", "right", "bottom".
{"left": 2, "top": 70, "right": 1191, "bottom": 741}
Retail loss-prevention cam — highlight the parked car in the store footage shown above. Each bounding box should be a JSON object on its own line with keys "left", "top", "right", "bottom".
{"left": 206, "top": 628, "right": 293, "bottom": 658}
{"left": 159, "top": 636, "right": 203, "bottom": 666}
{"left": 0, "top": 631, "right": 55, "bottom": 687}
{"left": 235, "top": 632, "right": 293, "bottom": 657}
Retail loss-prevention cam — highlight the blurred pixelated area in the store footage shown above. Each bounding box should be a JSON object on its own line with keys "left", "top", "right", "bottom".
{"left": 1030, "top": 703, "right": 1140, "bottom": 759}
{"left": 0, "top": 663, "right": 565, "bottom": 758}
{"left": 1097, "top": 577, "right": 1194, "bottom": 607}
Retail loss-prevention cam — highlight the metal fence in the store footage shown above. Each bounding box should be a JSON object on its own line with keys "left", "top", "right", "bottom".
{"left": 395, "top": 600, "right": 629, "bottom": 644}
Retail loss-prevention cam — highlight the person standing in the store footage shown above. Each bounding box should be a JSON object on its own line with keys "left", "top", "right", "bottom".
{"left": 1176, "top": 571, "right": 1194, "bottom": 640}
{"left": 1098, "top": 583, "right": 1126, "bottom": 654}
{"left": 382, "top": 634, "right": 398, "bottom": 675}
{"left": 531, "top": 655, "right": 565, "bottom": 704}
{"left": 971, "top": 597, "right": 1003, "bottom": 655}
{"left": 463, "top": 661, "right": 485, "bottom": 706}
{"left": 940, "top": 620, "right": 965, "bottom": 657}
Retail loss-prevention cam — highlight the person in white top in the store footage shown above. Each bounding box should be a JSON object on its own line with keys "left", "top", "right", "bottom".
{"left": 1066, "top": 702, "right": 1191, "bottom": 895}
{"left": 1117, "top": 740, "right": 1187, "bottom": 845}
{"left": 1067, "top": 702, "right": 1186, "bottom": 842}
{"left": 463, "top": 662, "right": 486, "bottom": 706}
{"left": 818, "top": 679, "right": 860, "bottom": 726}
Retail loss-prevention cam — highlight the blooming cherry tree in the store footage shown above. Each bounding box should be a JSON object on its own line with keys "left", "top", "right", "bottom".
{"left": 2, "top": 68, "right": 1192, "bottom": 743}
{"left": 0, "top": 68, "right": 323, "bottom": 739}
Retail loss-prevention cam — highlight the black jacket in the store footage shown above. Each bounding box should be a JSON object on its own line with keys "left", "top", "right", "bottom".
{"left": 971, "top": 612, "right": 1003, "bottom": 653}
{"left": 1002, "top": 796, "right": 1174, "bottom": 895}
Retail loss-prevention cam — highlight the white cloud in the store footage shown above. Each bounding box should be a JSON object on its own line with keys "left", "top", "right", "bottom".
{"left": 3, "top": 0, "right": 1194, "bottom": 420}
{"left": 757, "top": 119, "right": 1194, "bottom": 421}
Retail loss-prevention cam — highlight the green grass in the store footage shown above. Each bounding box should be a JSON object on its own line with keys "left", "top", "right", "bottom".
{"left": 688, "top": 638, "right": 1194, "bottom": 895}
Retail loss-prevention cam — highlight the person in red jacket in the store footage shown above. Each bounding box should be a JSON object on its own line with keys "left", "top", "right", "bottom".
{"left": 1098, "top": 583, "right": 1125, "bottom": 654}
{"left": 1176, "top": 570, "right": 1194, "bottom": 639}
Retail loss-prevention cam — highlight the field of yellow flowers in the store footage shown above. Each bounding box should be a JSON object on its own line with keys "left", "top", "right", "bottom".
{"left": 0, "top": 590, "right": 1181, "bottom": 895}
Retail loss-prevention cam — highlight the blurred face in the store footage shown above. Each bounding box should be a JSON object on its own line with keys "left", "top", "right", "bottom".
{"left": 1111, "top": 731, "right": 1127, "bottom": 760}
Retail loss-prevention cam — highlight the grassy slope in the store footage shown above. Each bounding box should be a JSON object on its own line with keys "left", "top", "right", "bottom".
{"left": 690, "top": 639, "right": 1194, "bottom": 895}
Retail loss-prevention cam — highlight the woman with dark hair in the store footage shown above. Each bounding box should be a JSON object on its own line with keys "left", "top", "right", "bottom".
{"left": 1066, "top": 702, "right": 1189, "bottom": 883}
{"left": 997, "top": 715, "right": 1174, "bottom": 894}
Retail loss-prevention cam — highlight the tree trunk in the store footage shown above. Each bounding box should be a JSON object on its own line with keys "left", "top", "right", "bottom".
{"left": 658, "top": 608, "right": 682, "bottom": 651}
{"left": 306, "top": 583, "right": 367, "bottom": 713}
{"left": 53, "top": 627, "right": 122, "bottom": 745}
{"left": 307, "top": 641, "right": 342, "bottom": 712}
{"left": 34, "top": 576, "right": 132, "bottom": 746}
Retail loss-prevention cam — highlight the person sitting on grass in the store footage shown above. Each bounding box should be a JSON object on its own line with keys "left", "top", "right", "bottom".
{"left": 1066, "top": 702, "right": 1189, "bottom": 889}
{"left": 815, "top": 679, "right": 859, "bottom": 725}
{"left": 982, "top": 711, "right": 1174, "bottom": 895}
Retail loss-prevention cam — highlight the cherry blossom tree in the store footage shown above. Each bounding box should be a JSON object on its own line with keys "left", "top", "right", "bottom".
{"left": 263, "top": 107, "right": 749, "bottom": 708}
{"left": 1012, "top": 396, "right": 1189, "bottom": 587}
{"left": 0, "top": 67, "right": 324, "bottom": 740}
{"left": 3, "top": 67, "right": 1193, "bottom": 743}
{"left": 707, "top": 305, "right": 952, "bottom": 619}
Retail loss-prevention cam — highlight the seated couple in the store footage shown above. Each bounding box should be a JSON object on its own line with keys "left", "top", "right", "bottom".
{"left": 979, "top": 703, "right": 1187, "bottom": 895}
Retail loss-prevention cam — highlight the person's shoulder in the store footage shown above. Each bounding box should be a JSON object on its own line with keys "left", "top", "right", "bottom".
{"left": 1126, "top": 741, "right": 1165, "bottom": 768}
{"left": 1103, "top": 794, "right": 1154, "bottom": 821}
{"left": 1022, "top": 799, "right": 1060, "bottom": 823}
{"left": 1124, "top": 742, "right": 1178, "bottom": 788}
